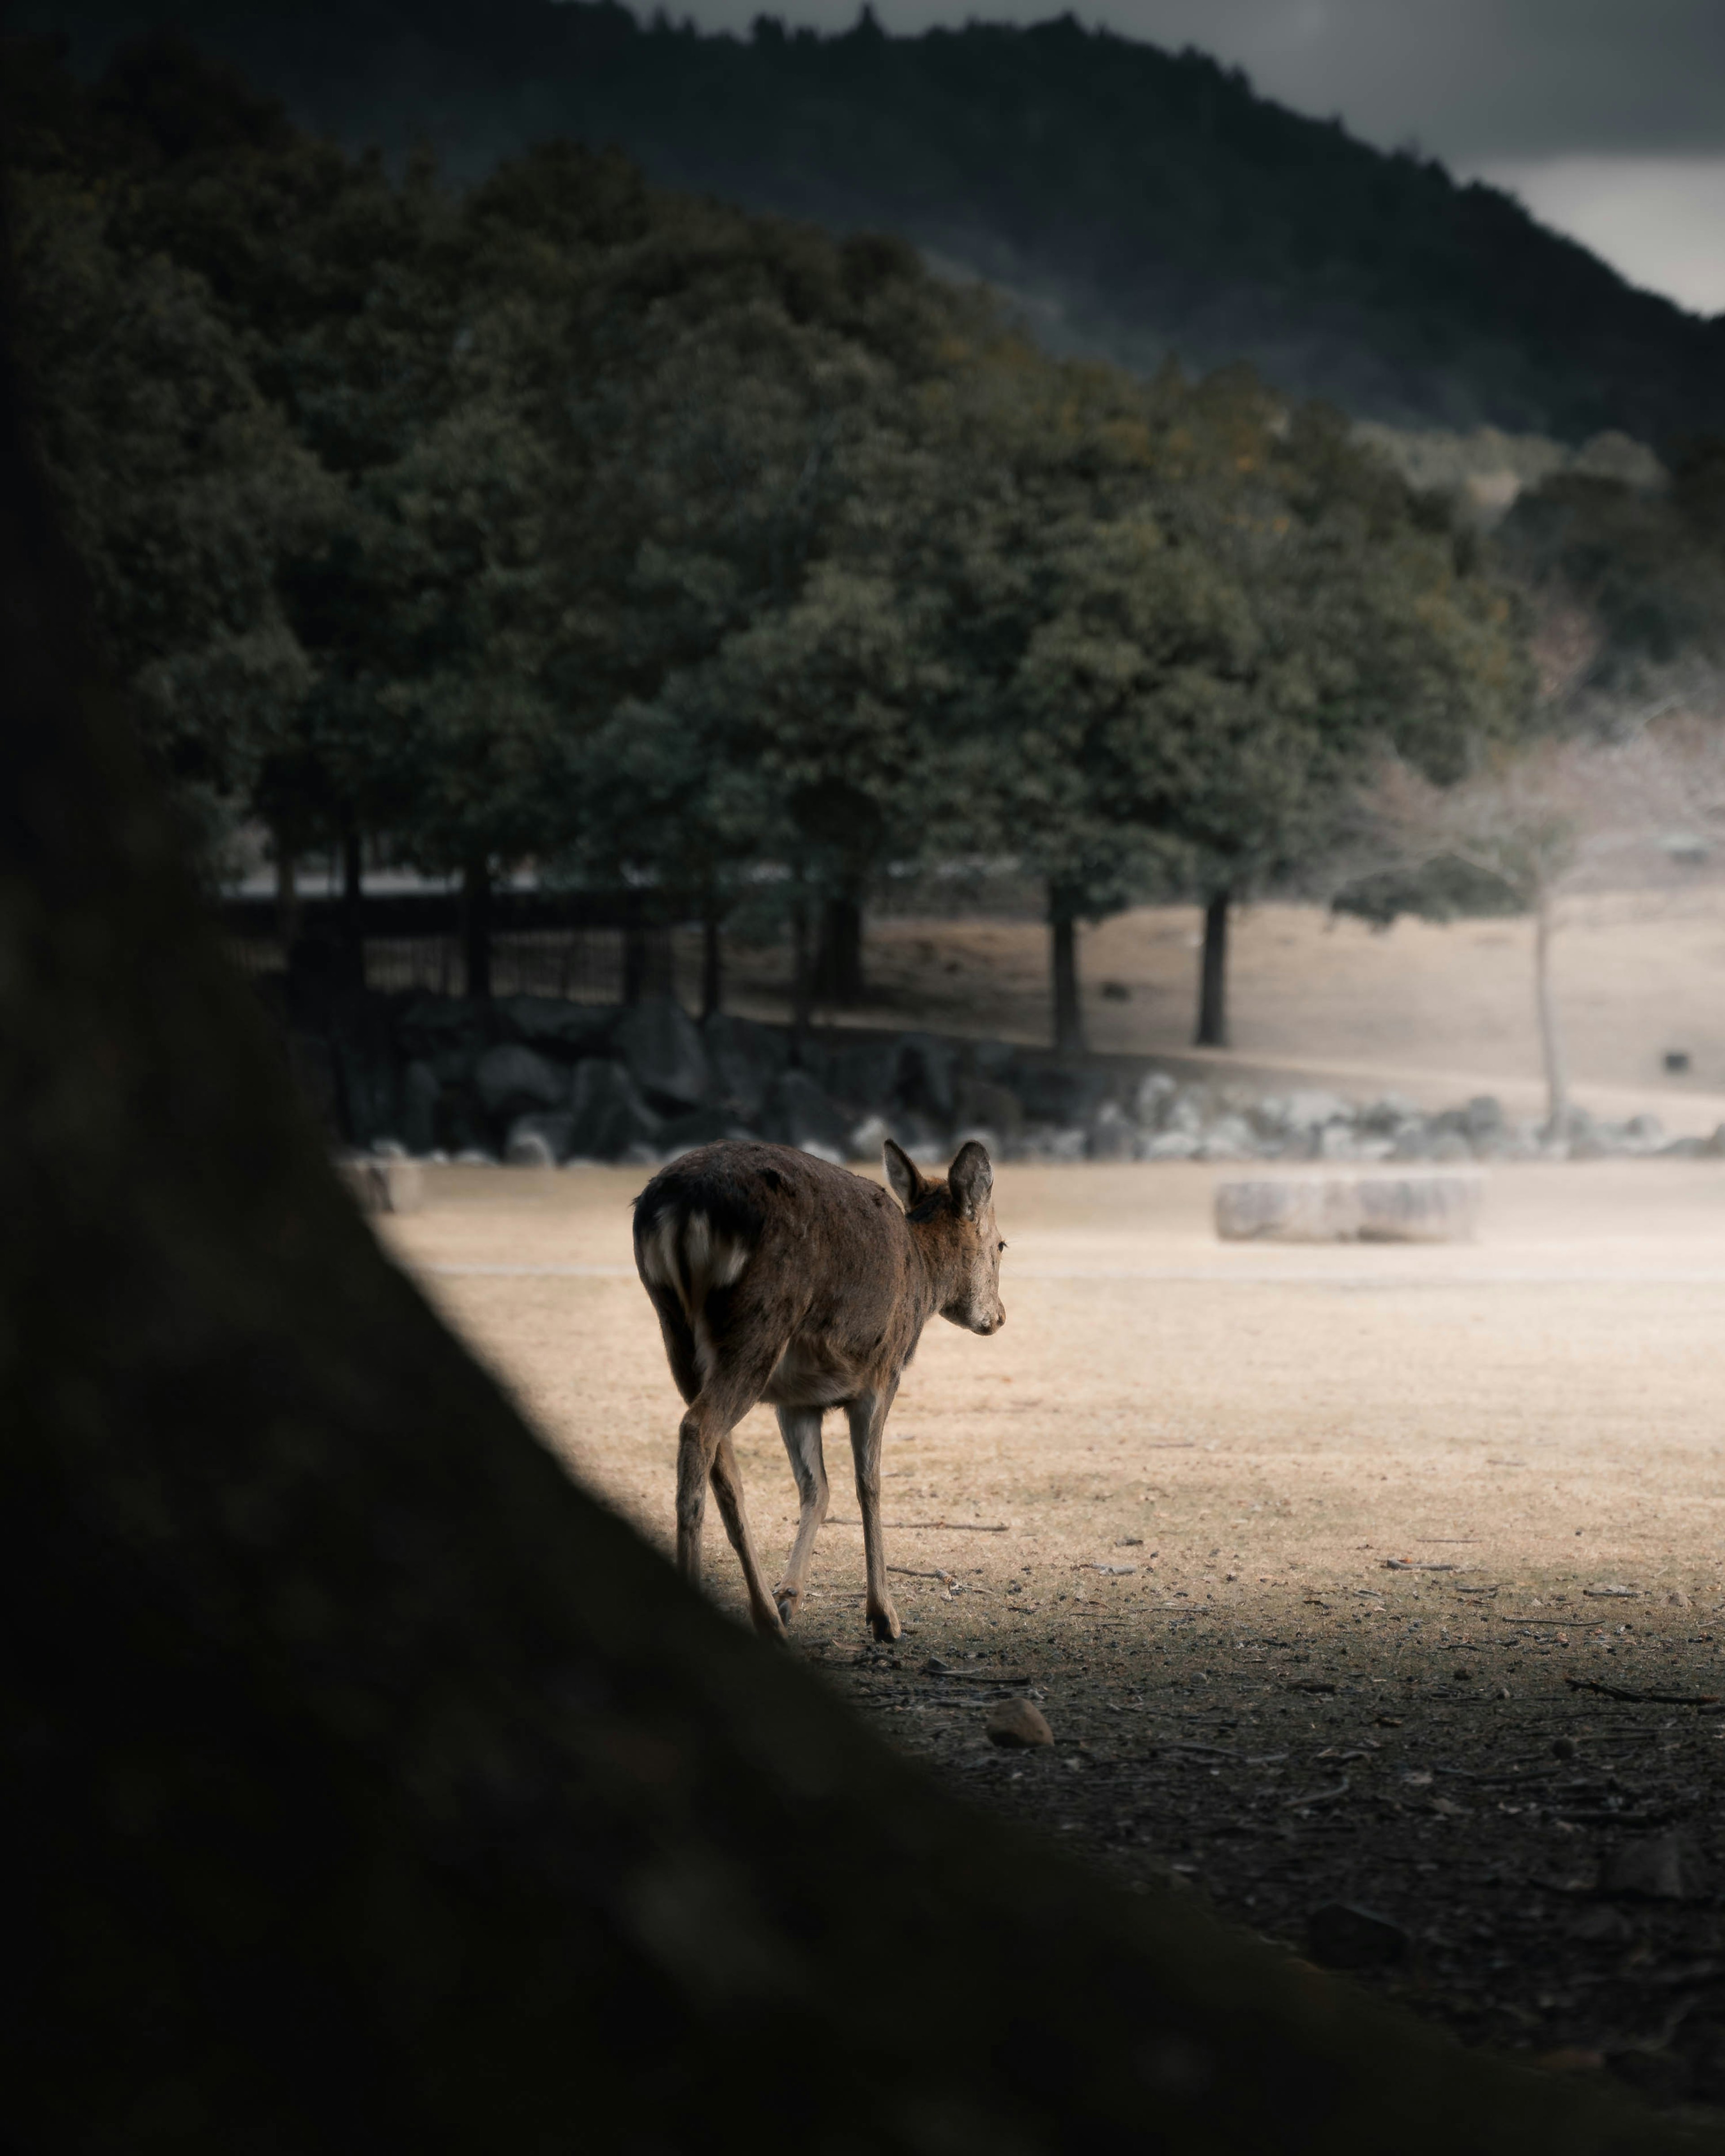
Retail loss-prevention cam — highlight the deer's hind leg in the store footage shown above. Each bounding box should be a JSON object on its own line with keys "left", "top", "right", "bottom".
{"left": 772, "top": 1407, "right": 829, "bottom": 1627}
{"left": 674, "top": 1330, "right": 786, "bottom": 1637}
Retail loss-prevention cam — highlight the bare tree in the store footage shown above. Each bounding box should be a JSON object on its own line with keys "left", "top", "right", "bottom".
{"left": 1357, "top": 719, "right": 1722, "bottom": 1132}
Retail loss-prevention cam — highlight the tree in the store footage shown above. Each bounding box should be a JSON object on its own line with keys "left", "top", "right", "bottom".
{"left": 1348, "top": 723, "right": 1714, "bottom": 1132}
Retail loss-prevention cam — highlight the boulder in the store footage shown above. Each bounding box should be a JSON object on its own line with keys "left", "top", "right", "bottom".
{"left": 762, "top": 1070, "right": 854, "bottom": 1162}
{"left": 703, "top": 1012, "right": 789, "bottom": 1121}
{"left": 496, "top": 995, "right": 618, "bottom": 1054}
{"left": 1259, "top": 1089, "right": 1353, "bottom": 1140}
{"left": 474, "top": 1043, "right": 568, "bottom": 1120}
{"left": 336, "top": 1153, "right": 425, "bottom": 1215}
{"left": 1133, "top": 1071, "right": 1177, "bottom": 1129}
{"left": 504, "top": 1127, "right": 558, "bottom": 1169}
{"left": 954, "top": 1077, "right": 1025, "bottom": 1143}
{"left": 395, "top": 993, "right": 486, "bottom": 1063}
{"left": 401, "top": 1058, "right": 441, "bottom": 1157}
{"left": 505, "top": 1111, "right": 575, "bottom": 1165}
{"left": 613, "top": 997, "right": 708, "bottom": 1111}
{"left": 1086, "top": 1101, "right": 1138, "bottom": 1162}
{"left": 828, "top": 1039, "right": 902, "bottom": 1112}
{"left": 895, "top": 1033, "right": 958, "bottom": 1125}
{"left": 1141, "top": 1130, "right": 1200, "bottom": 1161}
{"left": 986, "top": 1698, "right": 1054, "bottom": 1749}
{"left": 849, "top": 1113, "right": 893, "bottom": 1161}
{"left": 566, "top": 1058, "right": 663, "bottom": 1162}
{"left": 656, "top": 1107, "right": 756, "bottom": 1160}
{"left": 1017, "top": 1065, "right": 1109, "bottom": 1127}
{"left": 1214, "top": 1171, "right": 1483, "bottom": 1244}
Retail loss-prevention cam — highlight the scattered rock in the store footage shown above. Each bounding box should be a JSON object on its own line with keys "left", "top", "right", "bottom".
{"left": 1214, "top": 1172, "right": 1483, "bottom": 1244}
{"left": 761, "top": 1069, "right": 853, "bottom": 1160}
{"left": 473, "top": 1043, "right": 567, "bottom": 1119}
{"left": 613, "top": 996, "right": 709, "bottom": 1110}
{"left": 1305, "top": 1902, "right": 1410, "bottom": 1969}
{"left": 504, "top": 1125, "right": 558, "bottom": 1169}
{"left": 336, "top": 1152, "right": 424, "bottom": 1215}
{"left": 401, "top": 1057, "right": 441, "bottom": 1155}
{"left": 1600, "top": 1833, "right": 1708, "bottom": 1902}
{"left": 703, "top": 1012, "right": 789, "bottom": 1120}
{"left": 566, "top": 1058, "right": 662, "bottom": 1161}
{"left": 986, "top": 1698, "right": 1054, "bottom": 1748}
{"left": 496, "top": 995, "right": 617, "bottom": 1053}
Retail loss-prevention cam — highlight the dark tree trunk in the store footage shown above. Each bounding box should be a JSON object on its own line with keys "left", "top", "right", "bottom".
{"left": 1195, "top": 888, "right": 1231, "bottom": 1048}
{"left": 462, "top": 852, "right": 492, "bottom": 1001}
{"left": 273, "top": 838, "right": 299, "bottom": 962}
{"left": 790, "top": 881, "right": 813, "bottom": 1057}
{"left": 0, "top": 211, "right": 1680, "bottom": 2156}
{"left": 700, "top": 901, "right": 723, "bottom": 1021}
{"left": 812, "top": 888, "right": 866, "bottom": 1006}
{"left": 339, "top": 827, "right": 365, "bottom": 990}
{"left": 1050, "top": 894, "right": 1085, "bottom": 1056}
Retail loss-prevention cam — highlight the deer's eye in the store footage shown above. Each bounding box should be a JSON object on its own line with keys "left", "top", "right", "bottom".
{"left": 998, "top": 1240, "right": 1007, "bottom": 1252}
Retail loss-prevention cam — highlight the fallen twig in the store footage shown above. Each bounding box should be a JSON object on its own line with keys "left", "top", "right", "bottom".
{"left": 1281, "top": 1777, "right": 1351, "bottom": 1811}
{"left": 1384, "top": 1559, "right": 1459, "bottom": 1571}
{"left": 920, "top": 1657, "right": 1029, "bottom": 1683}
{"left": 830, "top": 1519, "right": 1009, "bottom": 1532}
{"left": 1563, "top": 1677, "right": 1721, "bottom": 1706}
{"left": 886, "top": 1565, "right": 955, "bottom": 1583}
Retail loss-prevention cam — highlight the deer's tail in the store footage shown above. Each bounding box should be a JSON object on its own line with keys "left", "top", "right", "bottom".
{"left": 635, "top": 1202, "right": 753, "bottom": 1326}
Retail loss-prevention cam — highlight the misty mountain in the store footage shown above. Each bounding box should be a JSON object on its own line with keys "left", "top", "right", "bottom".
{"left": 19, "top": 0, "right": 1725, "bottom": 444}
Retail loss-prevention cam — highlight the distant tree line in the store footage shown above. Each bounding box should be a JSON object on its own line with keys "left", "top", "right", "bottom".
{"left": 5, "top": 32, "right": 1535, "bottom": 1049}
{"left": 20, "top": 0, "right": 1725, "bottom": 442}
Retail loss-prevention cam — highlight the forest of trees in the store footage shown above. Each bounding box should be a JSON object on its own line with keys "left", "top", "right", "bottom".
{"left": 4, "top": 31, "right": 1539, "bottom": 1049}
{"left": 20, "top": 0, "right": 1725, "bottom": 442}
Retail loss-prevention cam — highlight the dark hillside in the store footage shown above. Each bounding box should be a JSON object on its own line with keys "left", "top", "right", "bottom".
{"left": 15, "top": 0, "right": 1725, "bottom": 440}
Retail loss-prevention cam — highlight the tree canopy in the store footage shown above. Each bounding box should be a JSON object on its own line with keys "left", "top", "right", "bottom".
{"left": 4, "top": 30, "right": 1537, "bottom": 1040}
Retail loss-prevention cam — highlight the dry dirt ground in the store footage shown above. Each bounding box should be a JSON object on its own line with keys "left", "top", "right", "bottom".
{"left": 385, "top": 1155, "right": 1725, "bottom": 2115}
{"left": 715, "top": 887, "right": 1725, "bottom": 1132}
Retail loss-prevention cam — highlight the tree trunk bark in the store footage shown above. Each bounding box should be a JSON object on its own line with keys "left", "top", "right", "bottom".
{"left": 1050, "top": 895, "right": 1084, "bottom": 1057}
{"left": 790, "top": 881, "right": 814, "bottom": 1057}
{"left": 462, "top": 853, "right": 492, "bottom": 1002}
{"left": 621, "top": 889, "right": 645, "bottom": 1006}
{"left": 340, "top": 827, "right": 365, "bottom": 990}
{"left": 273, "top": 839, "right": 299, "bottom": 962}
{"left": 1194, "top": 888, "right": 1231, "bottom": 1048}
{"left": 813, "top": 888, "right": 866, "bottom": 1006}
{"left": 1534, "top": 893, "right": 1570, "bottom": 1134}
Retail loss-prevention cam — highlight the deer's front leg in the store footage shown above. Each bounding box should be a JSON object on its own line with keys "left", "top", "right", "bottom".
{"left": 774, "top": 1406, "right": 829, "bottom": 1626}
{"left": 846, "top": 1388, "right": 898, "bottom": 1642}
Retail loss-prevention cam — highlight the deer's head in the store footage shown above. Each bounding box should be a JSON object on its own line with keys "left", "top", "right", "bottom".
{"left": 885, "top": 1138, "right": 1005, "bottom": 1335}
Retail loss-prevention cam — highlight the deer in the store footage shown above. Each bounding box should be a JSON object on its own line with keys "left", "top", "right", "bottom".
{"left": 632, "top": 1135, "right": 1005, "bottom": 1641}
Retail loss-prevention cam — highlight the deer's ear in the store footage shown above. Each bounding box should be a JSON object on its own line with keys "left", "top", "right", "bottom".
{"left": 948, "top": 1139, "right": 994, "bottom": 1220}
{"left": 883, "top": 1138, "right": 925, "bottom": 1211}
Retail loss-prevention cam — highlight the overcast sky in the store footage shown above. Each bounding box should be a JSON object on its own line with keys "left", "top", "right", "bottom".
{"left": 670, "top": 0, "right": 1725, "bottom": 313}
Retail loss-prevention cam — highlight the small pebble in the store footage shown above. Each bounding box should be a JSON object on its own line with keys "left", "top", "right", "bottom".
{"left": 987, "top": 1697, "right": 1054, "bottom": 1749}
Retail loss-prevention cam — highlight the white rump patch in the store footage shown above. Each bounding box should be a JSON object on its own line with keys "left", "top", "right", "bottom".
{"left": 643, "top": 1208, "right": 752, "bottom": 1327}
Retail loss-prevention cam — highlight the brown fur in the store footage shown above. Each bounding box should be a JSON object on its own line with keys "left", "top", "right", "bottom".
{"left": 633, "top": 1136, "right": 1004, "bottom": 1639}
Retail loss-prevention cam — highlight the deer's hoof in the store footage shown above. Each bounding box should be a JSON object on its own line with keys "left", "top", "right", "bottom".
{"left": 867, "top": 1603, "right": 902, "bottom": 1644}
{"left": 752, "top": 1604, "right": 789, "bottom": 1641}
{"left": 774, "top": 1584, "right": 801, "bottom": 1626}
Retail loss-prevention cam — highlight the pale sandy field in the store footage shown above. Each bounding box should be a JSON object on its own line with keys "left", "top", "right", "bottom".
{"left": 721, "top": 887, "right": 1725, "bottom": 1134}
{"left": 384, "top": 1156, "right": 1725, "bottom": 1633}
{"left": 382, "top": 1156, "right": 1725, "bottom": 2075}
